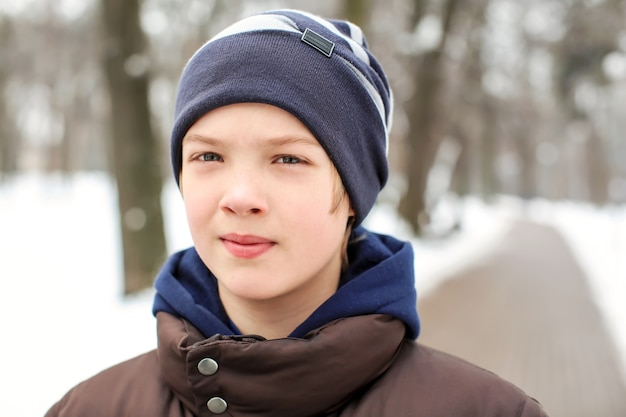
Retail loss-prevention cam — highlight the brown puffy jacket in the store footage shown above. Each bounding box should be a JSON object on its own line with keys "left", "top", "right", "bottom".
{"left": 46, "top": 313, "right": 548, "bottom": 417}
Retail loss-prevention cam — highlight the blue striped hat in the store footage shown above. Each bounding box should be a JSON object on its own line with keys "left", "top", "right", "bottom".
{"left": 171, "top": 9, "right": 393, "bottom": 226}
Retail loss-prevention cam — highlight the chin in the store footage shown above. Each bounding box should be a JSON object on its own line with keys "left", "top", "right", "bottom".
{"left": 221, "top": 279, "right": 291, "bottom": 302}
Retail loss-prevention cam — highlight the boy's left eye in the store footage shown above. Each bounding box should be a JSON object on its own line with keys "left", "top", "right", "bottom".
{"left": 275, "top": 155, "right": 302, "bottom": 164}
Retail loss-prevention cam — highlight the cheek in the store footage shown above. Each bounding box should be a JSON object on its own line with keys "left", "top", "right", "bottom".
{"left": 291, "top": 190, "right": 347, "bottom": 238}
{"left": 182, "top": 183, "right": 218, "bottom": 232}
{"left": 183, "top": 197, "right": 203, "bottom": 239}
{"left": 284, "top": 184, "right": 332, "bottom": 218}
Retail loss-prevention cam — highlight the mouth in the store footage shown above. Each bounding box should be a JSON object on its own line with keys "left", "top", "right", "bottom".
{"left": 219, "top": 233, "right": 276, "bottom": 259}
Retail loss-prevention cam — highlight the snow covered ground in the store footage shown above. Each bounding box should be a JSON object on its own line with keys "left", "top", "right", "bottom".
{"left": 1, "top": 173, "right": 625, "bottom": 416}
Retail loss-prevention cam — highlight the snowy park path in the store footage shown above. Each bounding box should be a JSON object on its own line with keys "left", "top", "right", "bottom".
{"left": 417, "top": 220, "right": 626, "bottom": 417}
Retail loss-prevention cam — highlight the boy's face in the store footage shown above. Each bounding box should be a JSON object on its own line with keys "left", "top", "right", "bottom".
{"left": 180, "top": 103, "right": 353, "bottom": 312}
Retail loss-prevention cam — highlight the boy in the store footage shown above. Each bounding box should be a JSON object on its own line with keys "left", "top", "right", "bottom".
{"left": 47, "top": 9, "right": 548, "bottom": 416}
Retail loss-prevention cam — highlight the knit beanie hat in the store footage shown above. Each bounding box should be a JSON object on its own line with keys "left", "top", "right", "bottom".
{"left": 171, "top": 9, "right": 393, "bottom": 226}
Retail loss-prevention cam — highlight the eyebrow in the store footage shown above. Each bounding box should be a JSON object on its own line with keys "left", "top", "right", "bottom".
{"left": 265, "top": 135, "right": 319, "bottom": 147}
{"left": 183, "top": 134, "right": 221, "bottom": 146}
{"left": 183, "top": 134, "right": 319, "bottom": 147}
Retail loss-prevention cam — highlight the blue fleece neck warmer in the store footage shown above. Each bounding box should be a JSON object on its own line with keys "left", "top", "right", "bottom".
{"left": 152, "top": 227, "right": 420, "bottom": 340}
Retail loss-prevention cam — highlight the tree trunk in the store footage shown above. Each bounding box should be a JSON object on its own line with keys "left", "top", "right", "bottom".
{"left": 342, "top": 0, "right": 370, "bottom": 28}
{"left": 100, "top": 0, "right": 167, "bottom": 294}
{"left": 586, "top": 126, "right": 610, "bottom": 205}
{"left": 515, "top": 123, "right": 537, "bottom": 200}
{"left": 0, "top": 17, "right": 18, "bottom": 178}
{"left": 398, "top": 0, "right": 461, "bottom": 234}
{"left": 448, "top": 0, "right": 494, "bottom": 200}
{"left": 479, "top": 98, "right": 498, "bottom": 199}
{"left": 399, "top": 50, "right": 444, "bottom": 233}
{"left": 450, "top": 128, "right": 470, "bottom": 196}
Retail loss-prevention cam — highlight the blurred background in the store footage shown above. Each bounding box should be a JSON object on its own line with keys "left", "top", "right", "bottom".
{"left": 0, "top": 0, "right": 625, "bottom": 416}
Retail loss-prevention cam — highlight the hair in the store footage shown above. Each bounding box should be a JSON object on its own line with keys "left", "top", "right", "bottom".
{"left": 329, "top": 163, "right": 355, "bottom": 270}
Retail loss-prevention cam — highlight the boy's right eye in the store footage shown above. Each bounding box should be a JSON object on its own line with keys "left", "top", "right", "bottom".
{"left": 199, "top": 152, "right": 223, "bottom": 162}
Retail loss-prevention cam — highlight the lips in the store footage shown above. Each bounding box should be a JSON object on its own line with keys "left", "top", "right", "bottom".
{"left": 220, "top": 233, "right": 276, "bottom": 259}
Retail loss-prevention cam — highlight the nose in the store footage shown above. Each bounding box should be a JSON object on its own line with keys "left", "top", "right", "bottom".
{"left": 219, "top": 170, "right": 268, "bottom": 217}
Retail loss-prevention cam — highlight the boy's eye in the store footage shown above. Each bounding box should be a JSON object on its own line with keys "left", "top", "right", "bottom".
{"left": 276, "top": 155, "right": 301, "bottom": 164}
{"left": 199, "top": 152, "right": 222, "bottom": 162}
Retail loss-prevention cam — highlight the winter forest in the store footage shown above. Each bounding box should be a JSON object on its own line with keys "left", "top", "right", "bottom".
{"left": 1, "top": 0, "right": 625, "bottom": 290}
{"left": 1, "top": 0, "right": 626, "bottom": 416}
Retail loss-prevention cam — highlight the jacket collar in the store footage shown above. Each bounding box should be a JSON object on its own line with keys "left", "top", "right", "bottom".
{"left": 157, "top": 312, "right": 406, "bottom": 416}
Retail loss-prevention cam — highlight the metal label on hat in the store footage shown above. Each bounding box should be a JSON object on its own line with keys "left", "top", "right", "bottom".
{"left": 301, "top": 28, "right": 335, "bottom": 58}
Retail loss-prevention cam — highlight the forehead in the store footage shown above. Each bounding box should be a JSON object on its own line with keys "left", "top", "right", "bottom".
{"left": 183, "top": 103, "right": 320, "bottom": 147}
